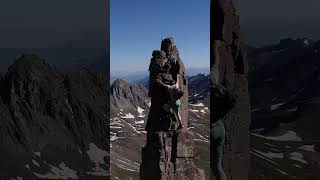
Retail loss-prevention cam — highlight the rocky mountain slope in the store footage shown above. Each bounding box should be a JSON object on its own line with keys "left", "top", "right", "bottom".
{"left": 110, "top": 78, "right": 210, "bottom": 180}
{"left": 188, "top": 74, "right": 210, "bottom": 102}
{"left": 248, "top": 38, "right": 320, "bottom": 179}
{"left": 248, "top": 38, "right": 320, "bottom": 133}
{"left": 0, "top": 54, "right": 109, "bottom": 179}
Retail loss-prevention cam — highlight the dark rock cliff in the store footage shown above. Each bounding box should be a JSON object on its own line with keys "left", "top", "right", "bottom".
{"left": 211, "top": 0, "right": 251, "bottom": 179}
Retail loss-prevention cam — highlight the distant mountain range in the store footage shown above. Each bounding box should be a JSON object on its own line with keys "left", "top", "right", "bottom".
{"left": 110, "top": 67, "right": 209, "bottom": 84}
{"left": 248, "top": 38, "right": 320, "bottom": 180}
{"left": 248, "top": 37, "right": 320, "bottom": 131}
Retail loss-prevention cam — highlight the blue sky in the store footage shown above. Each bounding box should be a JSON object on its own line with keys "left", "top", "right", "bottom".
{"left": 238, "top": 0, "right": 320, "bottom": 46}
{"left": 110, "top": 0, "right": 209, "bottom": 73}
{"left": 0, "top": 0, "right": 107, "bottom": 48}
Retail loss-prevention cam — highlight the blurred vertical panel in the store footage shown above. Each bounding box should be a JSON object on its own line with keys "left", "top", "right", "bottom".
{"left": 0, "top": 0, "right": 110, "bottom": 179}
{"left": 210, "top": 0, "right": 251, "bottom": 180}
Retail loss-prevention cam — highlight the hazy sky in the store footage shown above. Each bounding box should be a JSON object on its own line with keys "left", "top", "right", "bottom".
{"left": 238, "top": 0, "right": 320, "bottom": 21}
{"left": 0, "top": 0, "right": 108, "bottom": 48}
{"left": 110, "top": 0, "right": 210, "bottom": 73}
{"left": 236, "top": 0, "right": 320, "bottom": 45}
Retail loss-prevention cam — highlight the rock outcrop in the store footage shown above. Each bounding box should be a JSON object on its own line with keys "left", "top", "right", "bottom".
{"left": 211, "top": 0, "right": 251, "bottom": 180}
{"left": 0, "top": 54, "right": 109, "bottom": 179}
{"left": 140, "top": 38, "right": 205, "bottom": 180}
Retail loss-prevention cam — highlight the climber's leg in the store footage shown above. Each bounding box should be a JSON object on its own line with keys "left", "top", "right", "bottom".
{"left": 211, "top": 120, "right": 227, "bottom": 180}
{"left": 217, "top": 159, "right": 227, "bottom": 180}
{"left": 213, "top": 160, "right": 221, "bottom": 180}
{"left": 213, "top": 158, "right": 227, "bottom": 180}
{"left": 177, "top": 110, "right": 183, "bottom": 128}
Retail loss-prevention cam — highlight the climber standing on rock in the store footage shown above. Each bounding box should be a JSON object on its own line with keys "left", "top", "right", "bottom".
{"left": 160, "top": 37, "right": 187, "bottom": 130}
{"left": 150, "top": 51, "right": 184, "bottom": 130}
{"left": 146, "top": 37, "right": 187, "bottom": 132}
{"left": 157, "top": 70, "right": 184, "bottom": 129}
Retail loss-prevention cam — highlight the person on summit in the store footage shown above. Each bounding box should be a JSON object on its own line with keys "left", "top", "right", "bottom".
{"left": 146, "top": 37, "right": 190, "bottom": 133}
{"left": 157, "top": 64, "right": 184, "bottom": 129}
{"left": 148, "top": 49, "right": 184, "bottom": 130}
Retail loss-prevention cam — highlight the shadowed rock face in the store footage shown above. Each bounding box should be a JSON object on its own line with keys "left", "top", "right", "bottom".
{"left": 140, "top": 38, "right": 205, "bottom": 180}
{"left": 0, "top": 54, "right": 109, "bottom": 179}
{"left": 211, "top": 0, "right": 251, "bottom": 180}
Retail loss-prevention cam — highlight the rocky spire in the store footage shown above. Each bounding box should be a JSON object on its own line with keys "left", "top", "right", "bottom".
{"left": 160, "top": 37, "right": 180, "bottom": 61}
{"left": 211, "top": 0, "right": 251, "bottom": 179}
{"left": 140, "top": 37, "right": 205, "bottom": 180}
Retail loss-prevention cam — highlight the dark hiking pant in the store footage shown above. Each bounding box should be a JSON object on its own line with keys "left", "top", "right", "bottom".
{"left": 211, "top": 120, "right": 227, "bottom": 180}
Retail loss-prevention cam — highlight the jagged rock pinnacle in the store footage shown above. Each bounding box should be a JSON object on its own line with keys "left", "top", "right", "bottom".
{"left": 140, "top": 38, "right": 205, "bottom": 180}
{"left": 161, "top": 37, "right": 180, "bottom": 61}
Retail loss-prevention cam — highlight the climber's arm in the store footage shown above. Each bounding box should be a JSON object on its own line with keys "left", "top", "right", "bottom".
{"left": 155, "top": 78, "right": 171, "bottom": 89}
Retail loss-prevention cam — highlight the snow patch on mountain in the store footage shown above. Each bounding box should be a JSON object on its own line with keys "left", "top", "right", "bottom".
{"left": 270, "top": 102, "right": 285, "bottom": 111}
{"left": 34, "top": 152, "right": 41, "bottom": 157}
{"left": 298, "top": 145, "right": 316, "bottom": 152}
{"left": 252, "top": 149, "right": 284, "bottom": 159}
{"left": 121, "top": 113, "right": 135, "bottom": 119}
{"left": 289, "top": 152, "right": 308, "bottom": 164}
{"left": 252, "top": 131, "right": 302, "bottom": 142}
{"left": 137, "top": 107, "right": 146, "bottom": 117}
{"left": 135, "top": 120, "right": 145, "bottom": 125}
{"left": 190, "top": 103, "right": 205, "bottom": 107}
{"left": 32, "top": 160, "right": 40, "bottom": 167}
{"left": 33, "top": 162, "right": 78, "bottom": 179}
